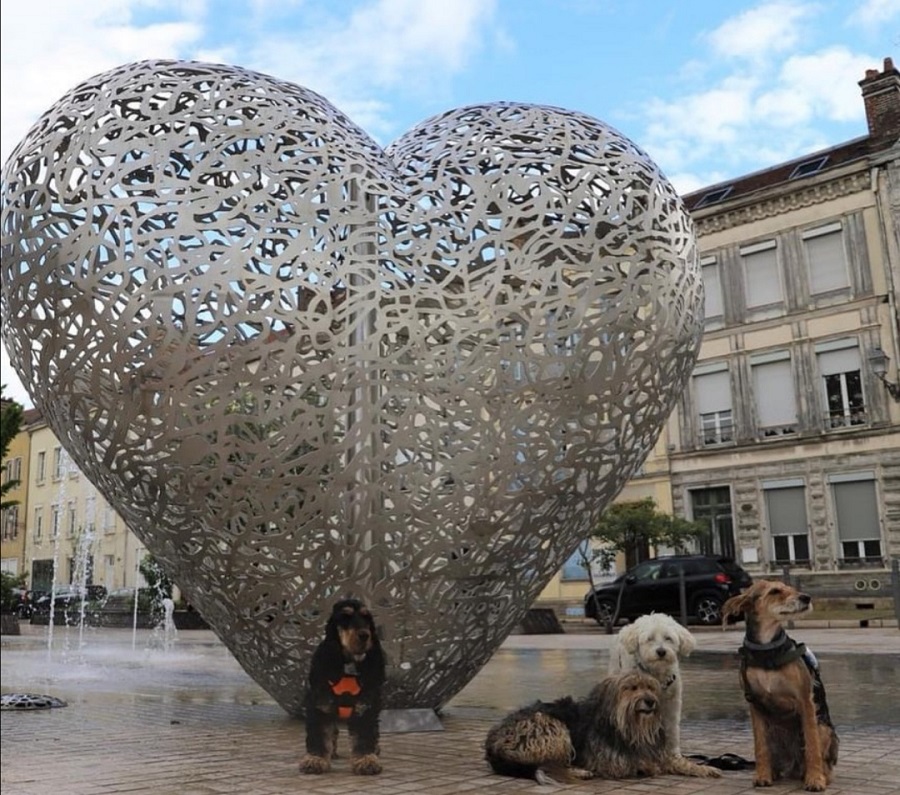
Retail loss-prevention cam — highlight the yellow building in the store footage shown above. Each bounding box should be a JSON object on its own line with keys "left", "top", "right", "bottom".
{"left": 1, "top": 405, "right": 39, "bottom": 576}
{"left": 23, "top": 416, "right": 149, "bottom": 592}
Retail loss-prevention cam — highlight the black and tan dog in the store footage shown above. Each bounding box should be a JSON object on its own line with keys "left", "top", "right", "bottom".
{"left": 484, "top": 671, "right": 720, "bottom": 784}
{"left": 723, "top": 580, "right": 839, "bottom": 791}
{"left": 299, "top": 598, "right": 386, "bottom": 776}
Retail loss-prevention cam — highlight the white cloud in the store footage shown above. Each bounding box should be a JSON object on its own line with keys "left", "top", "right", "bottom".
{"left": 1, "top": 1, "right": 203, "bottom": 163}
{"left": 847, "top": 0, "right": 900, "bottom": 30}
{"left": 241, "top": 0, "right": 499, "bottom": 140}
{"left": 704, "top": 1, "right": 816, "bottom": 62}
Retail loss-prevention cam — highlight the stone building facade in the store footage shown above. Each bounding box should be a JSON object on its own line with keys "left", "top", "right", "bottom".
{"left": 539, "top": 57, "right": 899, "bottom": 608}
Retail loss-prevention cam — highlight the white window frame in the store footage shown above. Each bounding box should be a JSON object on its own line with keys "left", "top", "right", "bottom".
{"left": 34, "top": 506, "right": 43, "bottom": 541}
{"left": 802, "top": 222, "right": 849, "bottom": 294}
{"left": 751, "top": 351, "right": 798, "bottom": 438}
{"left": 701, "top": 256, "right": 723, "bottom": 319}
{"left": 816, "top": 339, "right": 865, "bottom": 429}
{"left": 763, "top": 480, "right": 810, "bottom": 566}
{"left": 740, "top": 240, "right": 782, "bottom": 308}
{"left": 828, "top": 472, "right": 882, "bottom": 564}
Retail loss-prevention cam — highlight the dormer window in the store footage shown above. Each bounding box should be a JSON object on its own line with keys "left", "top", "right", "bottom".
{"left": 695, "top": 186, "right": 733, "bottom": 208}
{"left": 789, "top": 156, "right": 828, "bottom": 179}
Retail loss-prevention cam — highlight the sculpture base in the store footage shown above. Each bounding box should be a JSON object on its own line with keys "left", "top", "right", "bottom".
{"left": 380, "top": 708, "right": 444, "bottom": 733}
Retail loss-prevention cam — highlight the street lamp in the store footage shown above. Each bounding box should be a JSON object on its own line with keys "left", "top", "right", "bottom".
{"left": 868, "top": 346, "right": 900, "bottom": 401}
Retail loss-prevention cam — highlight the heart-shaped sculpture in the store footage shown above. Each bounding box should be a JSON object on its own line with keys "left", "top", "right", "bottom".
{"left": 1, "top": 60, "right": 702, "bottom": 714}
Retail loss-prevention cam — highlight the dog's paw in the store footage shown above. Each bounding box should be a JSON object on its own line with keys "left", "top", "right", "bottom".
{"left": 668, "top": 755, "right": 723, "bottom": 778}
{"left": 753, "top": 775, "right": 774, "bottom": 787}
{"left": 352, "top": 753, "right": 383, "bottom": 775}
{"left": 803, "top": 773, "right": 828, "bottom": 792}
{"left": 299, "top": 754, "right": 331, "bottom": 774}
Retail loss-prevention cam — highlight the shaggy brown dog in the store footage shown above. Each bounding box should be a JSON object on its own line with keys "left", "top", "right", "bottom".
{"left": 299, "top": 599, "right": 386, "bottom": 776}
{"left": 484, "top": 671, "right": 720, "bottom": 784}
{"left": 723, "top": 580, "right": 838, "bottom": 791}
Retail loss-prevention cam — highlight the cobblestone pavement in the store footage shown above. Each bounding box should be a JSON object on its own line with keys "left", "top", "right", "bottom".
{"left": 2, "top": 623, "right": 898, "bottom": 795}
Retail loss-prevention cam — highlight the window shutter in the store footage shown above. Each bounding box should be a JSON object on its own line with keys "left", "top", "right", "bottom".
{"left": 805, "top": 229, "right": 848, "bottom": 293}
{"left": 833, "top": 480, "right": 879, "bottom": 541}
{"left": 702, "top": 262, "right": 723, "bottom": 317}
{"left": 818, "top": 347, "right": 860, "bottom": 376}
{"left": 753, "top": 359, "right": 797, "bottom": 426}
{"left": 742, "top": 244, "right": 781, "bottom": 306}
{"left": 694, "top": 370, "right": 731, "bottom": 414}
{"left": 765, "top": 486, "right": 807, "bottom": 536}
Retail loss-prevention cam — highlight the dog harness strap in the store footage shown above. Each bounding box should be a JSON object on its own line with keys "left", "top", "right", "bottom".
{"left": 330, "top": 674, "right": 361, "bottom": 719}
{"left": 740, "top": 632, "right": 806, "bottom": 671}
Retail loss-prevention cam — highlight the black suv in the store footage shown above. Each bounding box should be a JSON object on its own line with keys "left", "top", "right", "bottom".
{"left": 584, "top": 554, "right": 752, "bottom": 626}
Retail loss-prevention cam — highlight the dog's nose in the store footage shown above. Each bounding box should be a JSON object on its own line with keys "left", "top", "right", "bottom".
{"left": 358, "top": 630, "right": 370, "bottom": 642}
{"left": 799, "top": 593, "right": 812, "bottom": 605}
{"left": 640, "top": 697, "right": 658, "bottom": 712}
{"left": 656, "top": 647, "right": 667, "bottom": 658}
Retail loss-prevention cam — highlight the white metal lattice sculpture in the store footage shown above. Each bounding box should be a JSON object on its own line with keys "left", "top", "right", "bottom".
{"left": 0, "top": 60, "right": 703, "bottom": 714}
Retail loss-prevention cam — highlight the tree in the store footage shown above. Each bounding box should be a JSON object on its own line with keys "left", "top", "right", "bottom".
{"left": 589, "top": 497, "right": 706, "bottom": 571}
{"left": 1, "top": 386, "right": 25, "bottom": 510}
{"left": 585, "top": 498, "right": 707, "bottom": 632}
{"left": 139, "top": 554, "right": 173, "bottom": 611}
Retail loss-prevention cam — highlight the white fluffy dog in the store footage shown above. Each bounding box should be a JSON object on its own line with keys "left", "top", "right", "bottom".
{"left": 608, "top": 613, "right": 696, "bottom": 758}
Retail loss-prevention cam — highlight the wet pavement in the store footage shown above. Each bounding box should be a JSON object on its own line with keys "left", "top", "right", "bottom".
{"left": 2, "top": 621, "right": 899, "bottom": 794}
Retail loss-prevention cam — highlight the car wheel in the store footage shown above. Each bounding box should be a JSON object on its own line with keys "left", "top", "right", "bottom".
{"left": 587, "top": 598, "right": 616, "bottom": 626}
{"left": 694, "top": 594, "right": 723, "bottom": 625}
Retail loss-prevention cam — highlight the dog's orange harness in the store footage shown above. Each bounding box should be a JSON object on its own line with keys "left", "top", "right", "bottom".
{"left": 330, "top": 674, "right": 362, "bottom": 719}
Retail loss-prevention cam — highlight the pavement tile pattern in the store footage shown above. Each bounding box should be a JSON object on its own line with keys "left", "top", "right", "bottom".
{"left": 2, "top": 623, "right": 898, "bottom": 795}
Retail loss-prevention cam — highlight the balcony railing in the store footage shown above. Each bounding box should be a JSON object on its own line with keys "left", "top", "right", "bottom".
{"left": 823, "top": 408, "right": 868, "bottom": 431}
{"left": 760, "top": 423, "right": 798, "bottom": 439}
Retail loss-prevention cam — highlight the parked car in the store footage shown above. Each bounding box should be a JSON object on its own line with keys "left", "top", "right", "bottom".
{"left": 32, "top": 585, "right": 108, "bottom": 614}
{"left": 584, "top": 554, "right": 752, "bottom": 626}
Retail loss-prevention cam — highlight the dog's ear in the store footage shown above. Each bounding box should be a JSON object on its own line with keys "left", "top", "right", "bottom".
{"left": 363, "top": 607, "right": 382, "bottom": 647}
{"left": 721, "top": 593, "right": 747, "bottom": 626}
{"left": 675, "top": 623, "right": 696, "bottom": 656}
{"left": 617, "top": 623, "right": 641, "bottom": 654}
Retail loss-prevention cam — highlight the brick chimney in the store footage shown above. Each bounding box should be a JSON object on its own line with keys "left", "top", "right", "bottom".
{"left": 859, "top": 56, "right": 900, "bottom": 148}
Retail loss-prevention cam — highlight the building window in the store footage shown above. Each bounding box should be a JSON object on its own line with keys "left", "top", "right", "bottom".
{"left": 693, "top": 368, "right": 733, "bottom": 445}
{"left": 34, "top": 507, "right": 43, "bottom": 541}
{"left": 831, "top": 475, "right": 881, "bottom": 564}
{"left": 741, "top": 240, "right": 781, "bottom": 307}
{"left": 103, "top": 505, "right": 117, "bottom": 534}
{"left": 752, "top": 354, "right": 798, "bottom": 438}
{"left": 50, "top": 505, "right": 60, "bottom": 539}
{"left": 36, "top": 451, "right": 46, "bottom": 484}
{"left": 803, "top": 222, "right": 849, "bottom": 294}
{"left": 816, "top": 342, "right": 865, "bottom": 428}
{"left": 2, "top": 506, "right": 19, "bottom": 540}
{"left": 561, "top": 548, "right": 590, "bottom": 581}
{"left": 3, "top": 456, "right": 22, "bottom": 485}
{"left": 764, "top": 483, "right": 810, "bottom": 566}
{"left": 52, "top": 446, "right": 64, "bottom": 479}
{"left": 701, "top": 257, "right": 723, "bottom": 319}
{"left": 690, "top": 487, "right": 735, "bottom": 560}
{"left": 67, "top": 502, "right": 77, "bottom": 537}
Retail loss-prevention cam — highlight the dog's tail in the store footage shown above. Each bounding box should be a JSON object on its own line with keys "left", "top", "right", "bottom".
{"left": 486, "top": 756, "right": 590, "bottom": 785}
{"left": 535, "top": 764, "right": 593, "bottom": 784}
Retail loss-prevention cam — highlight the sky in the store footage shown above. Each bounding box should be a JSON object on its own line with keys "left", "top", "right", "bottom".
{"left": 1, "top": 0, "right": 896, "bottom": 409}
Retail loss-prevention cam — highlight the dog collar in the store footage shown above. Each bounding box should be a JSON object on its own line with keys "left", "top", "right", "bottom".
{"left": 740, "top": 629, "right": 806, "bottom": 670}
{"left": 637, "top": 662, "right": 677, "bottom": 690}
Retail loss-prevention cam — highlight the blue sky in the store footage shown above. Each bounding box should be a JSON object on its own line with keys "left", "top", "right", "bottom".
{"left": 1, "top": 0, "right": 896, "bottom": 407}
